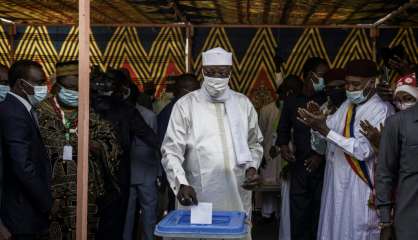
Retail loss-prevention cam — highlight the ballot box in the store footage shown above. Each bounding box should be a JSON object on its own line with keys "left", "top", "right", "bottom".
{"left": 154, "top": 210, "right": 248, "bottom": 239}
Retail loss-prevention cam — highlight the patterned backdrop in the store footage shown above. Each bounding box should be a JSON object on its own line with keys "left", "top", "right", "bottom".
{"left": 0, "top": 24, "right": 417, "bottom": 109}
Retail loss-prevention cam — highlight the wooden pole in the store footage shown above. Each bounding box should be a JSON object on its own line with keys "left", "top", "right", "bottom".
{"left": 76, "top": 0, "right": 90, "bottom": 239}
{"left": 185, "top": 23, "right": 192, "bottom": 73}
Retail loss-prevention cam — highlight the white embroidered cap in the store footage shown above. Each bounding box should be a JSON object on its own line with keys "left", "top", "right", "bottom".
{"left": 202, "top": 47, "right": 232, "bottom": 66}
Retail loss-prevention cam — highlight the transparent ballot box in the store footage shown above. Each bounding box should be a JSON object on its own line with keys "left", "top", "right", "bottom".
{"left": 154, "top": 210, "right": 248, "bottom": 239}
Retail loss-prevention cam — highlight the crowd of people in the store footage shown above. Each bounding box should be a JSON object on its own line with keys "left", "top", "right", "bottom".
{"left": 0, "top": 44, "right": 416, "bottom": 240}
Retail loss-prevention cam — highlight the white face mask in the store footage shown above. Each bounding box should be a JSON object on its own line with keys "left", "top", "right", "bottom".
{"left": 202, "top": 73, "right": 230, "bottom": 98}
{"left": 0, "top": 84, "right": 10, "bottom": 102}
{"left": 395, "top": 101, "right": 416, "bottom": 111}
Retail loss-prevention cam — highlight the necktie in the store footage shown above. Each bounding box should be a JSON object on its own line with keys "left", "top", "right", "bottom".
{"left": 30, "top": 108, "right": 39, "bottom": 127}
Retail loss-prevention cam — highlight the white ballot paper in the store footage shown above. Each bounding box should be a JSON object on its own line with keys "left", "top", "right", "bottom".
{"left": 191, "top": 202, "right": 213, "bottom": 225}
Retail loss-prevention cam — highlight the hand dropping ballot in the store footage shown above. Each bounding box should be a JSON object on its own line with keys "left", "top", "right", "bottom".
{"left": 191, "top": 202, "right": 213, "bottom": 225}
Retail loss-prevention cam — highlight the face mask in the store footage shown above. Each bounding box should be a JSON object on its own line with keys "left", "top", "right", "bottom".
{"left": 395, "top": 101, "right": 416, "bottom": 111}
{"left": 58, "top": 86, "right": 79, "bottom": 107}
{"left": 21, "top": 79, "right": 48, "bottom": 106}
{"left": 0, "top": 84, "right": 10, "bottom": 102}
{"left": 346, "top": 80, "right": 372, "bottom": 105}
{"left": 202, "top": 73, "right": 230, "bottom": 98}
{"left": 328, "top": 89, "right": 347, "bottom": 107}
{"left": 312, "top": 72, "right": 325, "bottom": 92}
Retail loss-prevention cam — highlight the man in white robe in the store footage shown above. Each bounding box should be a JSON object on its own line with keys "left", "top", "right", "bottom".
{"left": 161, "top": 47, "right": 263, "bottom": 240}
{"left": 298, "top": 60, "right": 394, "bottom": 240}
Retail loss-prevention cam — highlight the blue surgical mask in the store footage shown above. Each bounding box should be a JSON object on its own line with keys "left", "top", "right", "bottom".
{"left": 58, "top": 86, "right": 79, "bottom": 107}
{"left": 0, "top": 84, "right": 10, "bottom": 102}
{"left": 312, "top": 72, "right": 325, "bottom": 92}
{"left": 21, "top": 79, "right": 48, "bottom": 106}
{"left": 346, "top": 80, "right": 372, "bottom": 105}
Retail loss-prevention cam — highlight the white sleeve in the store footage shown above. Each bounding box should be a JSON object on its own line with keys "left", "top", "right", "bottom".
{"left": 326, "top": 104, "right": 393, "bottom": 161}
{"left": 247, "top": 102, "right": 264, "bottom": 169}
{"left": 161, "top": 103, "right": 190, "bottom": 195}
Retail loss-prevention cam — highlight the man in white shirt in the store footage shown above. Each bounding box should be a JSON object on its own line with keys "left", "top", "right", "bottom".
{"left": 161, "top": 47, "right": 263, "bottom": 240}
{"left": 298, "top": 59, "right": 394, "bottom": 240}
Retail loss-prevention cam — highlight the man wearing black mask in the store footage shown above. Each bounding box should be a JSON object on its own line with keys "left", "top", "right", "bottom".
{"left": 91, "top": 69, "right": 159, "bottom": 239}
{"left": 275, "top": 57, "right": 329, "bottom": 240}
{"left": 321, "top": 69, "right": 347, "bottom": 115}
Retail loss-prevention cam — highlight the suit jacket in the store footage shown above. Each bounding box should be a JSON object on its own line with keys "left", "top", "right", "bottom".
{"left": 130, "top": 105, "right": 159, "bottom": 185}
{"left": 376, "top": 104, "right": 418, "bottom": 239}
{"left": 0, "top": 94, "right": 52, "bottom": 234}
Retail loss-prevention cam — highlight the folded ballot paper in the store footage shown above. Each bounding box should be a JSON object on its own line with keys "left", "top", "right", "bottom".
{"left": 191, "top": 202, "right": 213, "bottom": 224}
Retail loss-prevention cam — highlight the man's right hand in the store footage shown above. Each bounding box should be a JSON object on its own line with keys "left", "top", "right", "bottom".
{"left": 177, "top": 185, "right": 198, "bottom": 206}
{"left": 280, "top": 145, "right": 295, "bottom": 162}
{"left": 380, "top": 226, "right": 395, "bottom": 240}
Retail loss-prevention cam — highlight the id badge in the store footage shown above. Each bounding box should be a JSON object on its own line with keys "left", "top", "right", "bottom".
{"left": 63, "top": 145, "right": 73, "bottom": 161}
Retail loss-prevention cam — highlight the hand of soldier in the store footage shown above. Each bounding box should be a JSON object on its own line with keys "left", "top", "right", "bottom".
{"left": 242, "top": 167, "right": 261, "bottom": 190}
{"left": 380, "top": 225, "right": 395, "bottom": 240}
{"left": 177, "top": 185, "right": 198, "bottom": 206}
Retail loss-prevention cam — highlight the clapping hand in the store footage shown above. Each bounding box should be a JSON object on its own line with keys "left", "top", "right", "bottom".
{"left": 360, "top": 120, "right": 383, "bottom": 150}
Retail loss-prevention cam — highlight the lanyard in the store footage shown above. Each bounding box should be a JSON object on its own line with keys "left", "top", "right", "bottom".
{"left": 52, "top": 97, "right": 78, "bottom": 142}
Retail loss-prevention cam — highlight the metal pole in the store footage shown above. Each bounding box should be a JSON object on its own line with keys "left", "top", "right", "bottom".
{"left": 76, "top": 0, "right": 90, "bottom": 239}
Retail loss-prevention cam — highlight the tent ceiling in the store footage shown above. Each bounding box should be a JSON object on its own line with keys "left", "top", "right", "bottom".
{"left": 0, "top": 0, "right": 416, "bottom": 26}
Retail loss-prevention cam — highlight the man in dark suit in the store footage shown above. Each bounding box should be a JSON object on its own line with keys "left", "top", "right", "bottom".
{"left": 276, "top": 57, "right": 328, "bottom": 240}
{"left": 0, "top": 64, "right": 12, "bottom": 240}
{"left": 0, "top": 60, "right": 52, "bottom": 240}
{"left": 123, "top": 85, "right": 160, "bottom": 240}
{"left": 377, "top": 99, "right": 418, "bottom": 240}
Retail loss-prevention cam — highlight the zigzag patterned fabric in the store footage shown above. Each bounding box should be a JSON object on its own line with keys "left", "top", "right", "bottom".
{"left": 0, "top": 25, "right": 417, "bottom": 109}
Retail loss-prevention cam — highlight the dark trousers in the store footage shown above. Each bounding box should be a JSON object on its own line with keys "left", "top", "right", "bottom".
{"left": 97, "top": 188, "right": 129, "bottom": 240}
{"left": 13, "top": 235, "right": 35, "bottom": 240}
{"left": 289, "top": 163, "right": 324, "bottom": 240}
{"left": 13, "top": 234, "right": 48, "bottom": 240}
{"left": 123, "top": 183, "right": 158, "bottom": 240}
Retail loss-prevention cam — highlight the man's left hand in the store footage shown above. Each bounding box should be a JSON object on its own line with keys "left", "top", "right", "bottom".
{"left": 304, "top": 154, "right": 323, "bottom": 173}
{"left": 297, "top": 108, "right": 330, "bottom": 136}
{"left": 242, "top": 167, "right": 261, "bottom": 190}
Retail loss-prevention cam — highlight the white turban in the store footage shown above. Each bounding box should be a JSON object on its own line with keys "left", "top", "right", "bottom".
{"left": 202, "top": 47, "right": 232, "bottom": 66}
